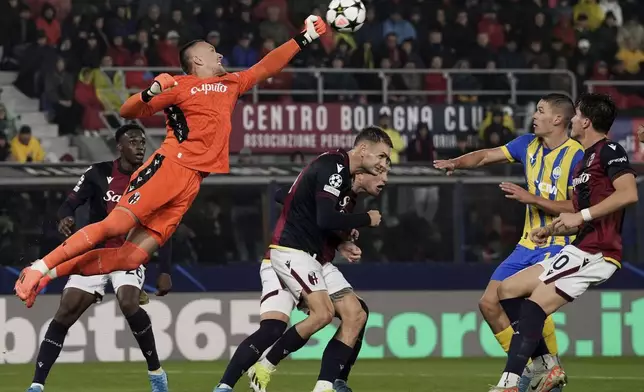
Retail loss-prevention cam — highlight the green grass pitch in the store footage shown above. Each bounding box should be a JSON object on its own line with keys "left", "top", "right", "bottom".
{"left": 2, "top": 357, "right": 643, "bottom": 391}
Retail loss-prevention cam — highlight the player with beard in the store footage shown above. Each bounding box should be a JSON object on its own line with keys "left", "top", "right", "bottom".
{"left": 246, "top": 127, "right": 391, "bottom": 392}
{"left": 489, "top": 93, "right": 638, "bottom": 392}
{"left": 25, "top": 124, "right": 173, "bottom": 392}
{"left": 214, "top": 168, "right": 389, "bottom": 392}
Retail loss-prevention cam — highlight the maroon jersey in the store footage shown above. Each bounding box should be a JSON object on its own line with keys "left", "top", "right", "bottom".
{"left": 263, "top": 188, "right": 359, "bottom": 264}
{"left": 320, "top": 191, "right": 358, "bottom": 264}
{"left": 59, "top": 160, "right": 133, "bottom": 248}
{"left": 571, "top": 139, "right": 635, "bottom": 265}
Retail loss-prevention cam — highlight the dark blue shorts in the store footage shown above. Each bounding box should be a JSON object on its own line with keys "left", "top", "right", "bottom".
{"left": 490, "top": 244, "right": 563, "bottom": 281}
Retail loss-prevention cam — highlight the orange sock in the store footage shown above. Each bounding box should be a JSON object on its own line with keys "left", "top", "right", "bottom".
{"left": 43, "top": 209, "right": 137, "bottom": 269}
{"left": 51, "top": 241, "right": 150, "bottom": 278}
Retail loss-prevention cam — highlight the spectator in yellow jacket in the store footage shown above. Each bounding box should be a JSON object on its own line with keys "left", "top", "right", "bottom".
{"left": 378, "top": 113, "right": 404, "bottom": 164}
{"left": 10, "top": 126, "right": 45, "bottom": 162}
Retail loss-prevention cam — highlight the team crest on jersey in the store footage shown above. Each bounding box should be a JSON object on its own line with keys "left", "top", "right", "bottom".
{"left": 128, "top": 192, "right": 141, "bottom": 205}
{"left": 587, "top": 153, "right": 595, "bottom": 167}
{"left": 552, "top": 166, "right": 562, "bottom": 180}
{"left": 308, "top": 272, "right": 319, "bottom": 285}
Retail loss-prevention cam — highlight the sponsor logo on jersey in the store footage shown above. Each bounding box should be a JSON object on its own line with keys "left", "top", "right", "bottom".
{"left": 107, "top": 176, "right": 113, "bottom": 184}
{"left": 104, "top": 190, "right": 122, "bottom": 203}
{"left": 607, "top": 156, "right": 627, "bottom": 165}
{"left": 572, "top": 173, "right": 591, "bottom": 188}
{"left": 537, "top": 181, "right": 558, "bottom": 196}
{"left": 190, "top": 82, "right": 228, "bottom": 95}
{"left": 339, "top": 195, "right": 351, "bottom": 208}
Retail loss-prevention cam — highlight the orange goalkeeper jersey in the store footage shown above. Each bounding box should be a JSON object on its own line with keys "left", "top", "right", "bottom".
{"left": 120, "top": 40, "right": 301, "bottom": 174}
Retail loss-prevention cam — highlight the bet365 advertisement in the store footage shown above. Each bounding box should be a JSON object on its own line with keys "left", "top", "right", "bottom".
{"left": 1, "top": 291, "right": 643, "bottom": 363}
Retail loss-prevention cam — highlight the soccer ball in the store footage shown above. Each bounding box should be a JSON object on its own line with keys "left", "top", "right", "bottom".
{"left": 326, "top": 0, "right": 367, "bottom": 33}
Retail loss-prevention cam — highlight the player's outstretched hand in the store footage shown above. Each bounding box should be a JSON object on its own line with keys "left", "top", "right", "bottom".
{"left": 338, "top": 241, "right": 362, "bottom": 263}
{"left": 367, "top": 210, "right": 382, "bottom": 227}
{"left": 638, "top": 124, "right": 644, "bottom": 143}
{"left": 148, "top": 73, "right": 178, "bottom": 96}
{"left": 529, "top": 226, "right": 551, "bottom": 246}
{"left": 155, "top": 273, "right": 172, "bottom": 296}
{"left": 57, "top": 216, "right": 75, "bottom": 237}
{"left": 433, "top": 159, "right": 456, "bottom": 175}
{"left": 301, "top": 15, "right": 327, "bottom": 43}
{"left": 500, "top": 182, "right": 536, "bottom": 204}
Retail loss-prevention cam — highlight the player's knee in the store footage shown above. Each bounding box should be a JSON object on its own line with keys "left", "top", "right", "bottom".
{"left": 259, "top": 319, "right": 288, "bottom": 342}
{"left": 478, "top": 294, "right": 502, "bottom": 318}
{"left": 358, "top": 298, "right": 369, "bottom": 316}
{"left": 117, "top": 295, "right": 140, "bottom": 317}
{"left": 344, "top": 306, "right": 367, "bottom": 334}
{"left": 497, "top": 280, "right": 518, "bottom": 300}
{"left": 54, "top": 302, "right": 83, "bottom": 327}
{"left": 309, "top": 306, "right": 334, "bottom": 328}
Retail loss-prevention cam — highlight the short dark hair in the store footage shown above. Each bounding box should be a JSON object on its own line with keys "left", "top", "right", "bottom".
{"left": 115, "top": 123, "right": 144, "bottom": 143}
{"left": 19, "top": 125, "right": 31, "bottom": 134}
{"left": 179, "top": 39, "right": 204, "bottom": 74}
{"left": 354, "top": 126, "right": 393, "bottom": 148}
{"left": 541, "top": 93, "right": 575, "bottom": 127}
{"left": 575, "top": 92, "right": 617, "bottom": 134}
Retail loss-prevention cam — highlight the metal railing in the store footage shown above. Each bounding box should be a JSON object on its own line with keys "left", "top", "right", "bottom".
{"left": 101, "top": 67, "right": 578, "bottom": 105}
{"left": 585, "top": 80, "right": 644, "bottom": 92}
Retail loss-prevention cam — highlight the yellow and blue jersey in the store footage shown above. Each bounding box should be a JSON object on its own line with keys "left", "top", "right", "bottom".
{"left": 500, "top": 133, "right": 584, "bottom": 249}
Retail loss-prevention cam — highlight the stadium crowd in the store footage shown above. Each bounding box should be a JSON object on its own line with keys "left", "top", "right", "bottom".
{"left": 0, "top": 0, "right": 642, "bottom": 265}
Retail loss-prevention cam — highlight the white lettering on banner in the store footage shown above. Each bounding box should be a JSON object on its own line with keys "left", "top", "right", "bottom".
{"left": 301, "top": 105, "right": 312, "bottom": 130}
{"left": 241, "top": 105, "right": 329, "bottom": 132}
{"left": 89, "top": 301, "right": 125, "bottom": 361}
{"left": 175, "top": 299, "right": 226, "bottom": 360}
{"left": 285, "top": 105, "right": 297, "bottom": 130}
{"left": 229, "top": 300, "right": 261, "bottom": 357}
{"left": 0, "top": 299, "right": 36, "bottom": 363}
{"left": 257, "top": 105, "right": 267, "bottom": 131}
{"left": 133, "top": 300, "right": 173, "bottom": 361}
{"left": 40, "top": 317, "right": 86, "bottom": 363}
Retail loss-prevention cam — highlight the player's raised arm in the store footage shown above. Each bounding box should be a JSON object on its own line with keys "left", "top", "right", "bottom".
{"left": 434, "top": 134, "right": 535, "bottom": 175}
{"left": 235, "top": 15, "right": 327, "bottom": 94}
{"left": 120, "top": 73, "right": 179, "bottom": 119}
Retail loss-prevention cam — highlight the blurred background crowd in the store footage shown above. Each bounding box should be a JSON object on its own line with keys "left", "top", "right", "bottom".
{"left": 0, "top": 0, "right": 642, "bottom": 266}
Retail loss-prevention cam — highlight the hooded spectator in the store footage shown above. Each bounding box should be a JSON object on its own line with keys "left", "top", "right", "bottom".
{"left": 107, "top": 35, "right": 132, "bottom": 66}
{"left": 36, "top": 3, "right": 61, "bottom": 46}
{"left": 382, "top": 10, "right": 416, "bottom": 44}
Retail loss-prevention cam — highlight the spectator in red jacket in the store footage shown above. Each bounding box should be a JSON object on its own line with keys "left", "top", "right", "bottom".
{"left": 478, "top": 9, "right": 505, "bottom": 51}
{"left": 157, "top": 30, "right": 180, "bottom": 67}
{"left": 107, "top": 36, "right": 132, "bottom": 66}
{"left": 125, "top": 54, "right": 154, "bottom": 89}
{"left": 36, "top": 2, "right": 61, "bottom": 46}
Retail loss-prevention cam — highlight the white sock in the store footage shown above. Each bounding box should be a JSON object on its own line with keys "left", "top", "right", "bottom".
{"left": 148, "top": 367, "right": 164, "bottom": 375}
{"left": 30, "top": 259, "right": 49, "bottom": 275}
{"left": 260, "top": 357, "right": 276, "bottom": 372}
{"left": 312, "top": 380, "right": 333, "bottom": 392}
{"left": 533, "top": 354, "right": 557, "bottom": 372}
{"left": 29, "top": 383, "right": 44, "bottom": 391}
{"left": 217, "top": 383, "right": 232, "bottom": 390}
{"left": 497, "top": 372, "right": 521, "bottom": 388}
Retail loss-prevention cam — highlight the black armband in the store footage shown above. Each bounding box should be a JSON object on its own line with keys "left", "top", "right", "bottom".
{"left": 141, "top": 89, "right": 154, "bottom": 103}
{"left": 293, "top": 33, "right": 310, "bottom": 50}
